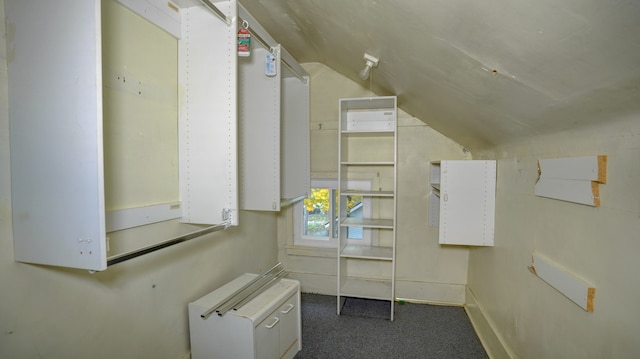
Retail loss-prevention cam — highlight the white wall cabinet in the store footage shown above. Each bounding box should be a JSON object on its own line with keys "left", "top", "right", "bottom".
{"left": 188, "top": 274, "right": 301, "bottom": 359}
{"left": 337, "top": 96, "right": 397, "bottom": 320}
{"left": 7, "top": 0, "right": 238, "bottom": 271}
{"left": 429, "top": 160, "right": 496, "bottom": 246}
{"left": 238, "top": 5, "right": 310, "bottom": 211}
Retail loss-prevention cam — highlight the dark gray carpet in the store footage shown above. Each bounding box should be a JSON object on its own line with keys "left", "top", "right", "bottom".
{"left": 294, "top": 293, "right": 488, "bottom": 359}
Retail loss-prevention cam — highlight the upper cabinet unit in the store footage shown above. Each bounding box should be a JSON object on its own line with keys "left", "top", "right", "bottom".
{"left": 337, "top": 96, "right": 398, "bottom": 320}
{"left": 429, "top": 160, "right": 496, "bottom": 246}
{"left": 7, "top": 0, "right": 240, "bottom": 271}
{"left": 238, "top": 4, "right": 310, "bottom": 211}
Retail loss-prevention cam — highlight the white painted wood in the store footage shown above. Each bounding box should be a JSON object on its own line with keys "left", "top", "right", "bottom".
{"left": 345, "top": 110, "right": 396, "bottom": 132}
{"left": 237, "top": 49, "right": 310, "bottom": 208}
{"left": 537, "top": 156, "right": 606, "bottom": 182}
{"left": 278, "top": 296, "right": 300, "bottom": 357}
{"left": 178, "top": 2, "right": 238, "bottom": 225}
{"left": 436, "top": 160, "right": 496, "bottom": 246}
{"left": 8, "top": 0, "right": 240, "bottom": 270}
{"left": 7, "top": 0, "right": 107, "bottom": 271}
{"left": 535, "top": 155, "right": 606, "bottom": 206}
{"left": 255, "top": 314, "right": 279, "bottom": 359}
{"left": 428, "top": 161, "right": 441, "bottom": 227}
{"left": 340, "top": 218, "right": 394, "bottom": 228}
{"left": 531, "top": 252, "right": 595, "bottom": 312}
{"left": 237, "top": 5, "right": 310, "bottom": 211}
{"left": 340, "top": 245, "right": 393, "bottom": 260}
{"left": 465, "top": 287, "right": 514, "bottom": 359}
{"left": 280, "top": 75, "right": 310, "bottom": 203}
{"left": 337, "top": 96, "right": 397, "bottom": 320}
{"left": 534, "top": 177, "right": 599, "bottom": 206}
{"left": 239, "top": 46, "right": 282, "bottom": 211}
{"left": 115, "top": 0, "right": 181, "bottom": 38}
{"left": 105, "top": 202, "right": 182, "bottom": 232}
{"left": 339, "top": 277, "right": 393, "bottom": 301}
{"left": 429, "top": 191, "right": 440, "bottom": 227}
{"left": 341, "top": 190, "right": 394, "bottom": 197}
{"left": 188, "top": 274, "right": 301, "bottom": 359}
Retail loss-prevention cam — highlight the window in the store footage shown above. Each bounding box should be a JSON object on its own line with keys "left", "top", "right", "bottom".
{"left": 294, "top": 179, "right": 371, "bottom": 247}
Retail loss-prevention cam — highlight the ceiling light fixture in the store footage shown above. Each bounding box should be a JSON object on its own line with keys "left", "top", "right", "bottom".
{"left": 359, "top": 53, "right": 379, "bottom": 81}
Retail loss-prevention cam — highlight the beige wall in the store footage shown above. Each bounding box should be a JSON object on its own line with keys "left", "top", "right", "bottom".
{"left": 0, "top": 2, "right": 278, "bottom": 358}
{"left": 468, "top": 117, "right": 640, "bottom": 358}
{"left": 278, "top": 63, "right": 472, "bottom": 304}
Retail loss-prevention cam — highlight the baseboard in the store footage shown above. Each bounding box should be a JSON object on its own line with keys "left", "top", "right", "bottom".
{"left": 395, "top": 280, "right": 466, "bottom": 305}
{"left": 464, "top": 286, "right": 513, "bottom": 359}
{"left": 286, "top": 271, "right": 466, "bottom": 306}
{"left": 286, "top": 271, "right": 337, "bottom": 295}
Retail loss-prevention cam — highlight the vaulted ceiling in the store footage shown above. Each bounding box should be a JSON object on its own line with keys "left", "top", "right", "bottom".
{"left": 240, "top": 0, "right": 640, "bottom": 151}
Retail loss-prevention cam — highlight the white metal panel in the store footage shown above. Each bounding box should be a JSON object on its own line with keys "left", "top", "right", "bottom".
{"left": 439, "top": 160, "right": 496, "bottom": 246}
{"left": 114, "top": 0, "right": 182, "bottom": 38}
{"left": 280, "top": 75, "right": 310, "bottom": 202}
{"left": 239, "top": 46, "right": 281, "bottom": 211}
{"left": 178, "top": 2, "right": 238, "bottom": 225}
{"left": 7, "top": 0, "right": 107, "bottom": 270}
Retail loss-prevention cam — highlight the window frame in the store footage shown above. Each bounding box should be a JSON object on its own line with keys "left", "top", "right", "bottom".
{"left": 293, "top": 178, "right": 371, "bottom": 248}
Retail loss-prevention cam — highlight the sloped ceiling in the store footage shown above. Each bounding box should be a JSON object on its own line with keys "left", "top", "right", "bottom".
{"left": 239, "top": 0, "right": 640, "bottom": 151}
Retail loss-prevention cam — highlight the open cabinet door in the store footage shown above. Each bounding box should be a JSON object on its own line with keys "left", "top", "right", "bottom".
{"left": 178, "top": 1, "right": 238, "bottom": 225}
{"left": 280, "top": 72, "right": 310, "bottom": 203}
{"left": 7, "top": 0, "right": 108, "bottom": 270}
{"left": 238, "top": 45, "right": 282, "bottom": 211}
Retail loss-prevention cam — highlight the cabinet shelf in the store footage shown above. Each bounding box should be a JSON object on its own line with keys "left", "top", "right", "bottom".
{"left": 339, "top": 277, "right": 393, "bottom": 301}
{"left": 341, "top": 161, "right": 395, "bottom": 166}
{"left": 340, "top": 244, "right": 393, "bottom": 260}
{"left": 340, "top": 217, "right": 394, "bottom": 228}
{"left": 340, "top": 190, "right": 394, "bottom": 197}
{"left": 341, "top": 129, "right": 395, "bottom": 135}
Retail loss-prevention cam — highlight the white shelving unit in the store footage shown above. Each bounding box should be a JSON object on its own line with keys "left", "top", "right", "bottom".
{"left": 337, "top": 96, "right": 397, "bottom": 320}
{"left": 429, "top": 160, "right": 496, "bottom": 246}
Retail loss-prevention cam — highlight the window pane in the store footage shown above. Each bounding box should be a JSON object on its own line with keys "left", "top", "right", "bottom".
{"left": 303, "top": 188, "right": 330, "bottom": 238}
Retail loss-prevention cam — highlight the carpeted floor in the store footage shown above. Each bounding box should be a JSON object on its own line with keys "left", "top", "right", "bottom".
{"left": 294, "top": 293, "right": 488, "bottom": 359}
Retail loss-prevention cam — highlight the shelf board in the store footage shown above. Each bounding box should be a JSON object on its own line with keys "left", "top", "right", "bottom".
{"left": 339, "top": 277, "right": 393, "bottom": 301}
{"left": 340, "top": 244, "right": 393, "bottom": 260}
{"left": 341, "top": 190, "right": 394, "bottom": 197}
{"left": 341, "top": 161, "right": 395, "bottom": 166}
{"left": 341, "top": 129, "right": 395, "bottom": 135}
{"left": 340, "top": 217, "right": 394, "bottom": 228}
